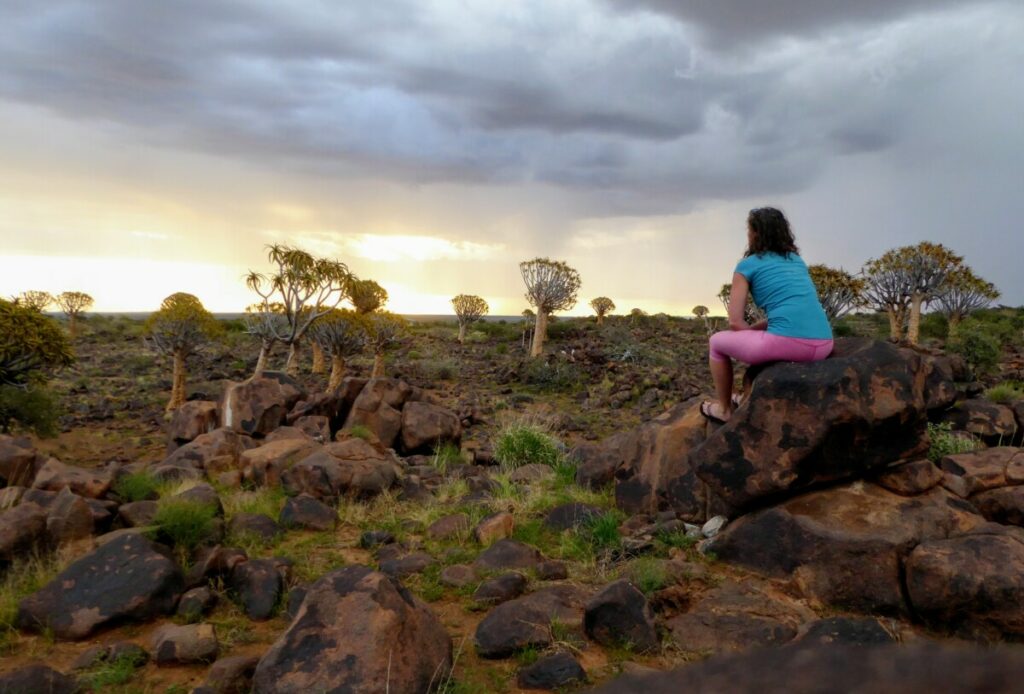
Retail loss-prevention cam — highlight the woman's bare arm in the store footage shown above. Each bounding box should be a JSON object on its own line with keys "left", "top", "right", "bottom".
{"left": 729, "top": 273, "right": 751, "bottom": 331}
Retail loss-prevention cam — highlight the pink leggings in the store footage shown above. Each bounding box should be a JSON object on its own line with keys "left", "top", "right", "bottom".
{"left": 709, "top": 330, "right": 833, "bottom": 365}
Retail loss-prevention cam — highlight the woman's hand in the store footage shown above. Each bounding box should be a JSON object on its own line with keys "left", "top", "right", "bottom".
{"left": 728, "top": 273, "right": 752, "bottom": 331}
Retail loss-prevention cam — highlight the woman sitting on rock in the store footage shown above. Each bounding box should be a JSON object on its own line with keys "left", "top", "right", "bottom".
{"left": 701, "top": 207, "right": 833, "bottom": 423}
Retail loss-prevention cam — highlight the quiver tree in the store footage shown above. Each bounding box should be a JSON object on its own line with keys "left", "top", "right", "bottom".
{"left": 55, "top": 291, "right": 94, "bottom": 339}
{"left": 243, "top": 303, "right": 288, "bottom": 377}
{"left": 246, "top": 244, "right": 351, "bottom": 375}
{"left": 145, "top": 293, "right": 218, "bottom": 413}
{"left": 16, "top": 291, "right": 54, "bottom": 312}
{"left": 808, "top": 265, "right": 865, "bottom": 324}
{"left": 520, "top": 258, "right": 581, "bottom": 358}
{"left": 936, "top": 267, "right": 1000, "bottom": 335}
{"left": 899, "top": 242, "right": 964, "bottom": 345}
{"left": 692, "top": 305, "right": 711, "bottom": 334}
{"left": 718, "top": 284, "right": 766, "bottom": 325}
{"left": 365, "top": 312, "right": 407, "bottom": 378}
{"left": 0, "top": 298, "right": 73, "bottom": 387}
{"left": 451, "top": 294, "right": 489, "bottom": 343}
{"left": 589, "top": 297, "right": 615, "bottom": 325}
{"left": 348, "top": 279, "right": 389, "bottom": 315}
{"left": 862, "top": 255, "right": 912, "bottom": 340}
{"left": 309, "top": 309, "right": 367, "bottom": 390}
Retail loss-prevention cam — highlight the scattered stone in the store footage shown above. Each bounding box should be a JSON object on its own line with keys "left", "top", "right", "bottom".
{"left": 475, "top": 585, "right": 587, "bottom": 658}
{"left": 241, "top": 438, "right": 322, "bottom": 488}
{"left": 199, "top": 655, "right": 260, "bottom": 694}
{"left": 543, "top": 502, "right": 603, "bottom": 531}
{"left": 228, "top": 513, "right": 281, "bottom": 544}
{"left": 939, "top": 447, "right": 1024, "bottom": 495}
{"left": 0, "top": 664, "right": 80, "bottom": 694}
{"left": 474, "top": 539, "right": 542, "bottom": 572}
{"left": 151, "top": 623, "right": 219, "bottom": 665}
{"left": 536, "top": 560, "right": 569, "bottom": 581}
{"left": 358, "top": 530, "right": 395, "bottom": 548}
{"left": 509, "top": 463, "right": 554, "bottom": 484}
{"left": 872, "top": 459, "right": 945, "bottom": 496}
{"left": 401, "top": 400, "right": 462, "bottom": 453}
{"left": 278, "top": 494, "right": 337, "bottom": 531}
{"left": 0, "top": 502, "right": 48, "bottom": 561}
{"left": 72, "top": 641, "right": 149, "bottom": 670}
{"left": 32, "top": 458, "right": 111, "bottom": 499}
{"left": 796, "top": 617, "right": 896, "bottom": 646}
{"left": 172, "top": 483, "right": 223, "bottom": 515}
{"left": 186, "top": 545, "right": 249, "bottom": 588}
{"left": 281, "top": 438, "right": 401, "bottom": 500}
{"left": 379, "top": 551, "right": 435, "bottom": 578}
{"left": 517, "top": 651, "right": 587, "bottom": 690}
{"left": 159, "top": 428, "right": 254, "bottom": 478}
{"left": 440, "top": 564, "right": 477, "bottom": 588}
{"left": 427, "top": 513, "right": 470, "bottom": 540}
{"left": 17, "top": 533, "right": 183, "bottom": 640}
{"left": 701, "top": 515, "right": 727, "bottom": 538}
{"left": 474, "top": 511, "right": 514, "bottom": 545}
{"left": 230, "top": 559, "right": 285, "bottom": 621}
{"left": 342, "top": 378, "right": 413, "bottom": 448}
{"left": 584, "top": 580, "right": 659, "bottom": 653}
{"left": 473, "top": 572, "right": 527, "bottom": 606}
{"left": 252, "top": 566, "right": 452, "bottom": 693}
{"left": 177, "top": 586, "right": 217, "bottom": 622}
{"left": 117, "top": 500, "right": 159, "bottom": 528}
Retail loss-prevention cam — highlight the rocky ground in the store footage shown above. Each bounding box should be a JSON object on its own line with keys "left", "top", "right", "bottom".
{"left": 2, "top": 314, "right": 1024, "bottom": 693}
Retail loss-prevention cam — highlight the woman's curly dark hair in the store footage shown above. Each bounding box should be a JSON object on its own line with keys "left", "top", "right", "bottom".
{"left": 746, "top": 207, "right": 799, "bottom": 257}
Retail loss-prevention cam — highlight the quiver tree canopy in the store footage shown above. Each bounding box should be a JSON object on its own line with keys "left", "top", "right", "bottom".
{"left": 309, "top": 309, "right": 368, "bottom": 389}
{"left": 246, "top": 244, "right": 351, "bottom": 374}
{"left": 145, "top": 293, "right": 219, "bottom": 412}
{"left": 451, "top": 294, "right": 489, "bottom": 342}
{"left": 936, "top": 266, "right": 1000, "bottom": 332}
{"left": 589, "top": 297, "right": 615, "bottom": 324}
{"left": 365, "top": 311, "right": 408, "bottom": 378}
{"left": 0, "top": 298, "right": 74, "bottom": 387}
{"left": 520, "top": 257, "right": 581, "bottom": 357}
{"left": 16, "top": 291, "right": 54, "bottom": 312}
{"left": 808, "top": 265, "right": 865, "bottom": 323}
{"left": 347, "top": 279, "right": 389, "bottom": 315}
{"left": 55, "top": 291, "right": 94, "bottom": 339}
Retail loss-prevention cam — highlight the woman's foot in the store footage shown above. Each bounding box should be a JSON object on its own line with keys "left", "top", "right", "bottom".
{"left": 731, "top": 393, "right": 743, "bottom": 407}
{"left": 700, "top": 400, "right": 732, "bottom": 424}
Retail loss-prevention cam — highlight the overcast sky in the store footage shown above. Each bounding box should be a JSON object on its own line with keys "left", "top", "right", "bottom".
{"left": 0, "top": 0, "right": 1021, "bottom": 313}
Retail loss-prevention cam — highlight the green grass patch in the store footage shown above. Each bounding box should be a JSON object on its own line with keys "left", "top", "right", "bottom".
{"left": 627, "top": 557, "right": 670, "bottom": 595}
{"left": 83, "top": 651, "right": 148, "bottom": 689}
{"left": 222, "top": 486, "right": 288, "bottom": 521}
{"left": 112, "top": 470, "right": 161, "bottom": 502}
{"left": 431, "top": 442, "right": 465, "bottom": 473}
{"left": 150, "top": 498, "right": 218, "bottom": 551}
{"left": 494, "top": 423, "right": 562, "bottom": 470}
{"left": 0, "top": 553, "right": 61, "bottom": 654}
{"left": 985, "top": 382, "right": 1024, "bottom": 405}
{"left": 927, "top": 421, "right": 984, "bottom": 462}
{"left": 348, "top": 424, "right": 373, "bottom": 441}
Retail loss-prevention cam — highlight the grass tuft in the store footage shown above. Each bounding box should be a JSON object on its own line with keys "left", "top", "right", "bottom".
{"left": 112, "top": 471, "right": 161, "bottom": 502}
{"left": 150, "top": 498, "right": 218, "bottom": 551}
{"left": 0, "top": 553, "right": 63, "bottom": 653}
{"left": 985, "top": 382, "right": 1024, "bottom": 405}
{"left": 927, "top": 421, "right": 984, "bottom": 462}
{"left": 494, "top": 422, "right": 562, "bottom": 470}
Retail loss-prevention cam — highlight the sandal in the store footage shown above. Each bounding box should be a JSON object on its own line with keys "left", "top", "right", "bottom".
{"left": 731, "top": 394, "right": 743, "bottom": 407}
{"left": 700, "top": 400, "right": 729, "bottom": 424}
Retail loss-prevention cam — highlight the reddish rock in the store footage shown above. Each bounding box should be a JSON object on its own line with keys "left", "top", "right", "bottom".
{"left": 0, "top": 434, "right": 42, "bottom": 487}
{"left": 252, "top": 566, "right": 452, "bottom": 693}
{"left": 167, "top": 400, "right": 220, "bottom": 445}
{"left": 937, "top": 399, "right": 1018, "bottom": 444}
{"left": 584, "top": 580, "right": 659, "bottom": 653}
{"left": 241, "top": 438, "right": 322, "bottom": 488}
{"left": 939, "top": 447, "right": 1024, "bottom": 495}
{"left": 200, "top": 655, "right": 259, "bottom": 694}
{"left": 400, "top": 400, "right": 462, "bottom": 453}
{"left": 293, "top": 415, "right": 330, "bottom": 442}
{"left": 32, "top": 458, "right": 111, "bottom": 499}
{"left": 427, "top": 513, "right": 470, "bottom": 541}
{"left": 342, "top": 378, "right": 413, "bottom": 448}
{"left": 474, "top": 539, "right": 542, "bottom": 572}
{"left": 158, "top": 428, "right": 254, "bottom": 478}
{"left": 475, "top": 585, "right": 587, "bottom": 658}
{"left": 474, "top": 511, "right": 514, "bottom": 545}
{"left": 693, "top": 339, "right": 948, "bottom": 514}
{"left": 151, "top": 623, "right": 219, "bottom": 665}
{"left": 872, "top": 459, "right": 944, "bottom": 496}
{"left": 282, "top": 437, "right": 400, "bottom": 500}
{"left": 45, "top": 488, "right": 94, "bottom": 544}
{"left": 0, "top": 502, "right": 48, "bottom": 561}
{"left": 221, "top": 374, "right": 305, "bottom": 437}
{"left": 971, "top": 486, "right": 1024, "bottom": 526}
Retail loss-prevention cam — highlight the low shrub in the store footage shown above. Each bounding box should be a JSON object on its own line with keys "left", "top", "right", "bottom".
{"left": 0, "top": 553, "right": 61, "bottom": 653}
{"left": 985, "top": 382, "right": 1024, "bottom": 405}
{"left": 150, "top": 498, "right": 218, "bottom": 551}
{"left": 947, "top": 322, "right": 1002, "bottom": 376}
{"left": 494, "top": 423, "right": 562, "bottom": 470}
{"left": 927, "top": 422, "right": 984, "bottom": 462}
{"left": 431, "top": 442, "right": 465, "bottom": 473}
{"left": 348, "top": 424, "right": 373, "bottom": 441}
{"left": 0, "top": 384, "right": 62, "bottom": 437}
{"left": 628, "top": 557, "right": 670, "bottom": 595}
{"left": 113, "top": 471, "right": 161, "bottom": 503}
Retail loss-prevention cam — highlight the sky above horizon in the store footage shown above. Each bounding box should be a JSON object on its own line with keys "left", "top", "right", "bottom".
{"left": 1, "top": 1, "right": 1022, "bottom": 314}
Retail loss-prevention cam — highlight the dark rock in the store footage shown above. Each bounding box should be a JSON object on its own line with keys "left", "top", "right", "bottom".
{"left": 694, "top": 339, "right": 949, "bottom": 514}
{"left": 185, "top": 545, "right": 249, "bottom": 588}
{"left": 0, "top": 502, "right": 48, "bottom": 561}
{"left": 474, "top": 511, "right": 514, "bottom": 545}
{"left": 358, "top": 530, "right": 395, "bottom": 548}
{"left": 517, "top": 651, "right": 587, "bottom": 690}
{"left": 509, "top": 463, "right": 554, "bottom": 484}
{"left": 427, "top": 513, "right": 469, "bottom": 541}
{"left": 221, "top": 375, "right": 305, "bottom": 437}
{"left": 151, "top": 623, "right": 218, "bottom": 665}
{"left": 278, "top": 494, "right": 337, "bottom": 531}
{"left": 228, "top": 513, "right": 281, "bottom": 544}
{"left": 285, "top": 583, "right": 308, "bottom": 620}
{"left": 971, "top": 486, "right": 1024, "bottom": 526}
{"left": 17, "top": 533, "right": 183, "bottom": 639}
{"left": 173, "top": 483, "right": 223, "bottom": 515}
{"left": 230, "top": 558, "right": 285, "bottom": 621}
{"left": 0, "top": 664, "right": 80, "bottom": 694}
{"left": 241, "top": 438, "right": 322, "bottom": 488}
{"left": 905, "top": 528, "right": 1024, "bottom": 639}
{"left": 158, "top": 428, "right": 254, "bottom": 478}
{"left": 797, "top": 617, "right": 896, "bottom": 646}
{"left": 44, "top": 489, "right": 93, "bottom": 544}
{"left": 473, "top": 572, "right": 527, "bottom": 605}
{"left": 167, "top": 401, "right": 220, "bottom": 445}
{"left": 474, "top": 539, "right": 542, "bottom": 572}
{"left": 475, "top": 585, "right": 587, "bottom": 658}
{"left": 200, "top": 655, "right": 260, "bottom": 694}
{"left": 252, "top": 566, "right": 452, "bottom": 693}
{"left": 938, "top": 399, "right": 1018, "bottom": 444}
{"left": 0, "top": 434, "right": 43, "bottom": 487}
{"left": 872, "top": 459, "right": 944, "bottom": 496}
{"left": 536, "top": 560, "right": 569, "bottom": 581}
{"left": 939, "top": 447, "right": 1024, "bottom": 495}
{"left": 584, "top": 580, "right": 658, "bottom": 653}
{"left": 281, "top": 438, "right": 400, "bottom": 500}
{"left": 342, "top": 378, "right": 413, "bottom": 448}
{"left": 588, "top": 643, "right": 1024, "bottom": 694}
{"left": 401, "top": 400, "right": 462, "bottom": 453}
{"left": 544, "top": 502, "right": 603, "bottom": 531}
{"left": 117, "top": 500, "right": 159, "bottom": 527}
{"left": 177, "top": 586, "right": 217, "bottom": 621}
{"left": 379, "top": 551, "right": 435, "bottom": 578}
{"left": 32, "top": 459, "right": 111, "bottom": 499}
{"left": 287, "top": 377, "right": 367, "bottom": 429}
{"left": 707, "top": 482, "right": 983, "bottom": 613}
{"left": 440, "top": 564, "right": 477, "bottom": 588}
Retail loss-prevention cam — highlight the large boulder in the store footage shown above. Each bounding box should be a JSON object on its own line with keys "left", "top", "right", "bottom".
{"left": 571, "top": 399, "right": 711, "bottom": 521}
{"left": 706, "top": 481, "right": 984, "bottom": 613}
{"left": 31, "top": 459, "right": 111, "bottom": 499}
{"left": 693, "top": 339, "right": 954, "bottom": 515}
{"left": 0, "top": 502, "right": 48, "bottom": 561}
{"left": 938, "top": 447, "right": 1024, "bottom": 496}
{"left": 905, "top": 527, "right": 1024, "bottom": 640}
{"left": 45, "top": 488, "right": 95, "bottom": 544}
{"left": 252, "top": 565, "right": 452, "bottom": 693}
{"left": 589, "top": 643, "right": 1024, "bottom": 694}
{"left": 221, "top": 374, "right": 305, "bottom": 437}
{"left": 157, "top": 428, "right": 254, "bottom": 479}
{"left": 17, "top": 533, "right": 183, "bottom": 639}
{"left": 287, "top": 376, "right": 368, "bottom": 429}
{"left": 584, "top": 580, "right": 658, "bottom": 653}
{"left": 167, "top": 400, "right": 220, "bottom": 447}
{"left": 937, "top": 399, "right": 1018, "bottom": 445}
{"left": 342, "top": 378, "right": 414, "bottom": 448}
{"left": 0, "top": 434, "right": 43, "bottom": 487}
{"left": 400, "top": 401, "right": 462, "bottom": 453}
{"left": 0, "top": 664, "right": 80, "bottom": 694}
{"left": 281, "top": 437, "right": 401, "bottom": 500}
{"left": 240, "top": 438, "right": 322, "bottom": 487}
{"left": 475, "top": 585, "right": 588, "bottom": 658}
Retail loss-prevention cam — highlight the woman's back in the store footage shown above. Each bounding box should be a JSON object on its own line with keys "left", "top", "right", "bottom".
{"left": 735, "top": 252, "right": 831, "bottom": 339}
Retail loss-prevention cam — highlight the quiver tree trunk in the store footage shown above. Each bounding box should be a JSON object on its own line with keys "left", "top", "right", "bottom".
{"left": 254, "top": 341, "right": 271, "bottom": 378}
{"left": 458, "top": 323, "right": 467, "bottom": 343}
{"left": 167, "top": 351, "right": 187, "bottom": 413}
{"left": 907, "top": 293, "right": 924, "bottom": 345}
{"left": 328, "top": 356, "right": 346, "bottom": 390}
{"left": 886, "top": 308, "right": 906, "bottom": 341}
{"left": 530, "top": 311, "right": 548, "bottom": 358}
{"left": 947, "top": 314, "right": 962, "bottom": 338}
{"left": 596, "top": 314, "right": 605, "bottom": 326}
{"left": 285, "top": 342, "right": 301, "bottom": 376}
{"left": 372, "top": 352, "right": 385, "bottom": 378}
{"left": 68, "top": 314, "right": 79, "bottom": 340}
{"left": 311, "top": 342, "right": 325, "bottom": 374}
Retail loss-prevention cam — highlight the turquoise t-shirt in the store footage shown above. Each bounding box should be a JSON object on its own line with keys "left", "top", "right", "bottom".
{"left": 734, "top": 253, "right": 832, "bottom": 339}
